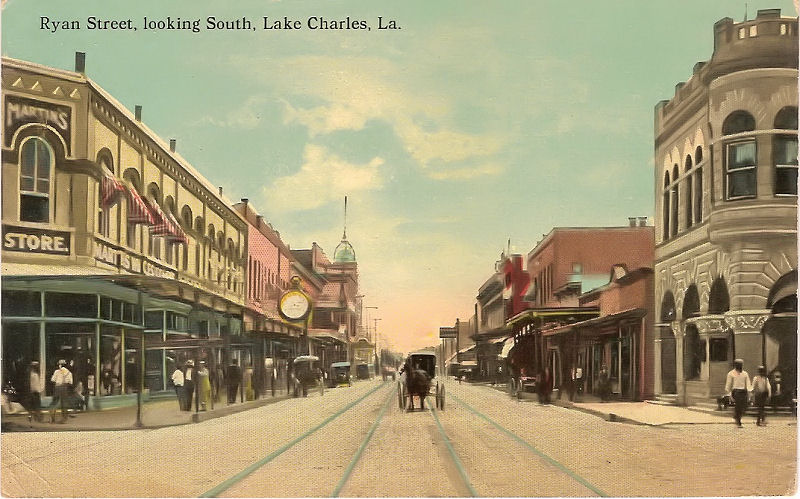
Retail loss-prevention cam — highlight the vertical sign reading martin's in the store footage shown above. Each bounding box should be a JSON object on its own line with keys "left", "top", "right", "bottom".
{"left": 4, "top": 94, "right": 71, "bottom": 154}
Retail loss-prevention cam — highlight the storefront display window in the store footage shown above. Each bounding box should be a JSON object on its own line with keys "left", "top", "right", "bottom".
{"left": 45, "top": 292, "right": 97, "bottom": 318}
{"left": 45, "top": 323, "right": 94, "bottom": 396}
{"left": 100, "top": 327, "right": 122, "bottom": 395}
{"left": 2, "top": 290, "right": 42, "bottom": 317}
{"left": 2, "top": 322, "right": 40, "bottom": 396}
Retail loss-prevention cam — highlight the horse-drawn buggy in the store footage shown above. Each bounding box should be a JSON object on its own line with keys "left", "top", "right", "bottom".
{"left": 397, "top": 351, "right": 445, "bottom": 411}
{"left": 290, "top": 355, "right": 324, "bottom": 397}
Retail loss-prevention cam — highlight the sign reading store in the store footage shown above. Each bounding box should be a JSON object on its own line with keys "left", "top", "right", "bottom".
{"left": 2, "top": 225, "right": 71, "bottom": 255}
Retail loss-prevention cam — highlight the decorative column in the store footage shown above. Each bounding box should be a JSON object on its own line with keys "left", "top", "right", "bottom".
{"left": 724, "top": 310, "right": 771, "bottom": 371}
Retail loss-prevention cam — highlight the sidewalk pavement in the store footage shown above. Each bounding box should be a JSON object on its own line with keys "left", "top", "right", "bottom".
{"left": 479, "top": 380, "right": 796, "bottom": 426}
{"left": 1, "top": 390, "right": 292, "bottom": 432}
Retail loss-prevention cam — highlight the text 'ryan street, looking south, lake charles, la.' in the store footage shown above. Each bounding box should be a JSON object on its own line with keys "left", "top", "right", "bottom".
{"left": 38, "top": 16, "right": 401, "bottom": 33}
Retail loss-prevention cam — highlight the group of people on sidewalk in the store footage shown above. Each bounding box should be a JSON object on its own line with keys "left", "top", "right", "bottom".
{"left": 170, "top": 358, "right": 252, "bottom": 412}
{"left": 725, "top": 359, "right": 772, "bottom": 427}
{"left": 2, "top": 359, "right": 84, "bottom": 424}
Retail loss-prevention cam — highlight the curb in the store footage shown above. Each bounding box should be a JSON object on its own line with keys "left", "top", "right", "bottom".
{"left": 1, "top": 393, "right": 293, "bottom": 432}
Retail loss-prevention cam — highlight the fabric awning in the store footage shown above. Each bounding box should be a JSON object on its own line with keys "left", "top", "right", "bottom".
{"left": 101, "top": 171, "right": 126, "bottom": 208}
{"left": 125, "top": 186, "right": 155, "bottom": 225}
{"left": 148, "top": 200, "right": 187, "bottom": 244}
{"left": 498, "top": 337, "right": 515, "bottom": 359}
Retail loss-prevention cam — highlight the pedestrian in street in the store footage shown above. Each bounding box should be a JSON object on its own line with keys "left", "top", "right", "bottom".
{"left": 724, "top": 358, "right": 752, "bottom": 428}
{"left": 197, "top": 361, "right": 212, "bottom": 411}
{"left": 538, "top": 367, "right": 553, "bottom": 404}
{"left": 752, "top": 365, "right": 772, "bottom": 426}
{"left": 226, "top": 358, "right": 241, "bottom": 404}
{"left": 49, "top": 360, "right": 73, "bottom": 423}
{"left": 171, "top": 363, "right": 186, "bottom": 411}
{"left": 184, "top": 360, "right": 195, "bottom": 411}
{"left": 25, "top": 361, "right": 43, "bottom": 422}
{"left": 598, "top": 366, "right": 611, "bottom": 402}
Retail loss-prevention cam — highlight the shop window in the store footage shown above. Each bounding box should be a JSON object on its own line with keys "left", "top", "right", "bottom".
{"left": 45, "top": 292, "right": 97, "bottom": 318}
{"left": 144, "top": 310, "right": 163, "bottom": 330}
{"left": 100, "top": 326, "right": 122, "bottom": 395}
{"left": 19, "top": 137, "right": 52, "bottom": 223}
{"left": 738, "top": 27, "right": 746, "bottom": 39}
{"left": 2, "top": 290, "right": 42, "bottom": 316}
{"left": 2, "top": 323, "right": 41, "bottom": 397}
{"left": 709, "top": 338, "right": 728, "bottom": 362}
{"left": 45, "top": 323, "right": 95, "bottom": 397}
{"left": 749, "top": 25, "right": 757, "bottom": 37}
{"left": 166, "top": 312, "right": 188, "bottom": 332}
{"left": 726, "top": 141, "right": 757, "bottom": 198}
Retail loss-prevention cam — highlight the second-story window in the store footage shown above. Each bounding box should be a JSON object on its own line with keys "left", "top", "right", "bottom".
{"left": 662, "top": 171, "right": 670, "bottom": 240}
{"left": 19, "top": 137, "right": 52, "bottom": 223}
{"left": 723, "top": 111, "right": 757, "bottom": 200}
{"left": 685, "top": 155, "right": 693, "bottom": 229}
{"left": 774, "top": 106, "right": 798, "bottom": 196}
{"left": 670, "top": 165, "right": 679, "bottom": 236}
{"left": 694, "top": 146, "right": 703, "bottom": 224}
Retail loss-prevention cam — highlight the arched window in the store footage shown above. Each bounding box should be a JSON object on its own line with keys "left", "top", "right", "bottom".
{"left": 660, "top": 291, "right": 676, "bottom": 322}
{"left": 671, "top": 165, "right": 679, "bottom": 237}
{"left": 96, "top": 157, "right": 114, "bottom": 237}
{"left": 774, "top": 106, "right": 798, "bottom": 196}
{"left": 723, "top": 111, "right": 757, "bottom": 199}
{"left": 685, "top": 155, "right": 693, "bottom": 229}
{"left": 694, "top": 147, "right": 703, "bottom": 225}
{"left": 662, "top": 171, "right": 671, "bottom": 241}
{"left": 19, "top": 137, "right": 53, "bottom": 223}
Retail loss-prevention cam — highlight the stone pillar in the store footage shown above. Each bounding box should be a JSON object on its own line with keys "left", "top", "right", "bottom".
{"left": 724, "top": 310, "right": 771, "bottom": 372}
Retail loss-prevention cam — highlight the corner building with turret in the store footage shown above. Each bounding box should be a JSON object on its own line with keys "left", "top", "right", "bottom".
{"left": 653, "top": 9, "right": 797, "bottom": 406}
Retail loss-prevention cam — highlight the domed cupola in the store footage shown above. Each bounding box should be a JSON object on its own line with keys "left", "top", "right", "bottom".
{"left": 333, "top": 196, "right": 356, "bottom": 263}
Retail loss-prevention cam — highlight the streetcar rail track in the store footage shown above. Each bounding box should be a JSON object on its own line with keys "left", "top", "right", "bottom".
{"left": 451, "top": 391, "right": 608, "bottom": 497}
{"left": 199, "top": 382, "right": 390, "bottom": 498}
{"left": 331, "top": 386, "right": 396, "bottom": 497}
{"left": 425, "top": 396, "right": 479, "bottom": 497}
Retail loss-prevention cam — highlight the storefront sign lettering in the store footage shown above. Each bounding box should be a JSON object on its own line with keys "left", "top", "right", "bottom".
{"left": 4, "top": 95, "right": 71, "bottom": 152}
{"left": 143, "top": 260, "right": 176, "bottom": 279}
{"left": 2, "top": 225, "right": 71, "bottom": 255}
{"left": 93, "top": 240, "right": 143, "bottom": 273}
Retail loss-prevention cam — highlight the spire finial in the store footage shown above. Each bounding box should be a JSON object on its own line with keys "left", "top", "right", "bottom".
{"left": 343, "top": 196, "right": 348, "bottom": 240}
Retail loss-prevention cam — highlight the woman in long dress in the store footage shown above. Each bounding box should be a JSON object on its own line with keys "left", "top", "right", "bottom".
{"left": 197, "top": 361, "right": 212, "bottom": 410}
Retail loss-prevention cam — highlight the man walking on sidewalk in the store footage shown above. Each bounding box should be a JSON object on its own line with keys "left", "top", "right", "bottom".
{"left": 226, "top": 358, "right": 241, "bottom": 404}
{"left": 725, "top": 359, "right": 752, "bottom": 428}
{"left": 171, "top": 364, "right": 186, "bottom": 410}
{"left": 49, "top": 360, "right": 72, "bottom": 423}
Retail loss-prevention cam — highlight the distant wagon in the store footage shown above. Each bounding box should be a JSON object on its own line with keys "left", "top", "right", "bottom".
{"left": 329, "top": 361, "right": 352, "bottom": 388}
{"left": 356, "top": 363, "right": 371, "bottom": 380}
{"left": 291, "top": 355, "right": 324, "bottom": 397}
{"left": 397, "top": 351, "right": 445, "bottom": 411}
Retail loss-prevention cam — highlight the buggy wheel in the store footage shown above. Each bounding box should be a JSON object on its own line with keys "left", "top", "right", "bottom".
{"left": 401, "top": 384, "right": 407, "bottom": 410}
{"left": 440, "top": 384, "right": 445, "bottom": 410}
{"left": 516, "top": 381, "right": 523, "bottom": 399}
{"left": 508, "top": 378, "right": 516, "bottom": 396}
{"left": 397, "top": 382, "right": 403, "bottom": 409}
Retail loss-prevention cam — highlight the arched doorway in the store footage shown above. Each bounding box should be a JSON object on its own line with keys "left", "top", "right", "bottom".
{"left": 683, "top": 286, "right": 702, "bottom": 380}
{"left": 763, "top": 272, "right": 797, "bottom": 406}
{"left": 660, "top": 291, "right": 677, "bottom": 393}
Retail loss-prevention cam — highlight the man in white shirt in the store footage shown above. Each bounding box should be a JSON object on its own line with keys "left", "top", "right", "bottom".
{"left": 724, "top": 358, "right": 752, "bottom": 428}
{"left": 49, "top": 360, "right": 73, "bottom": 424}
{"left": 171, "top": 365, "right": 186, "bottom": 410}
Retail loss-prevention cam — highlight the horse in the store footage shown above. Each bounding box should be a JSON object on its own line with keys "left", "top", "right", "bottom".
{"left": 405, "top": 364, "right": 431, "bottom": 410}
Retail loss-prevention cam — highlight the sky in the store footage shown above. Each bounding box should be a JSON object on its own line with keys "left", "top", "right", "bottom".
{"left": 2, "top": 0, "right": 797, "bottom": 353}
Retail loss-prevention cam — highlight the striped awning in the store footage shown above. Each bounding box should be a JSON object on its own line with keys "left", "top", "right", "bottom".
{"left": 125, "top": 186, "right": 155, "bottom": 225}
{"left": 100, "top": 170, "right": 125, "bottom": 208}
{"left": 149, "top": 202, "right": 187, "bottom": 243}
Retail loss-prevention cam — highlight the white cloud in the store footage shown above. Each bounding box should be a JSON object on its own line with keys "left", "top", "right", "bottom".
{"left": 196, "top": 96, "right": 269, "bottom": 129}
{"left": 263, "top": 144, "right": 384, "bottom": 212}
{"left": 234, "top": 54, "right": 506, "bottom": 181}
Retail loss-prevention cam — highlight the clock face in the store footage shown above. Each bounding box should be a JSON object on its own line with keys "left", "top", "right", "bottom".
{"left": 280, "top": 291, "right": 310, "bottom": 320}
